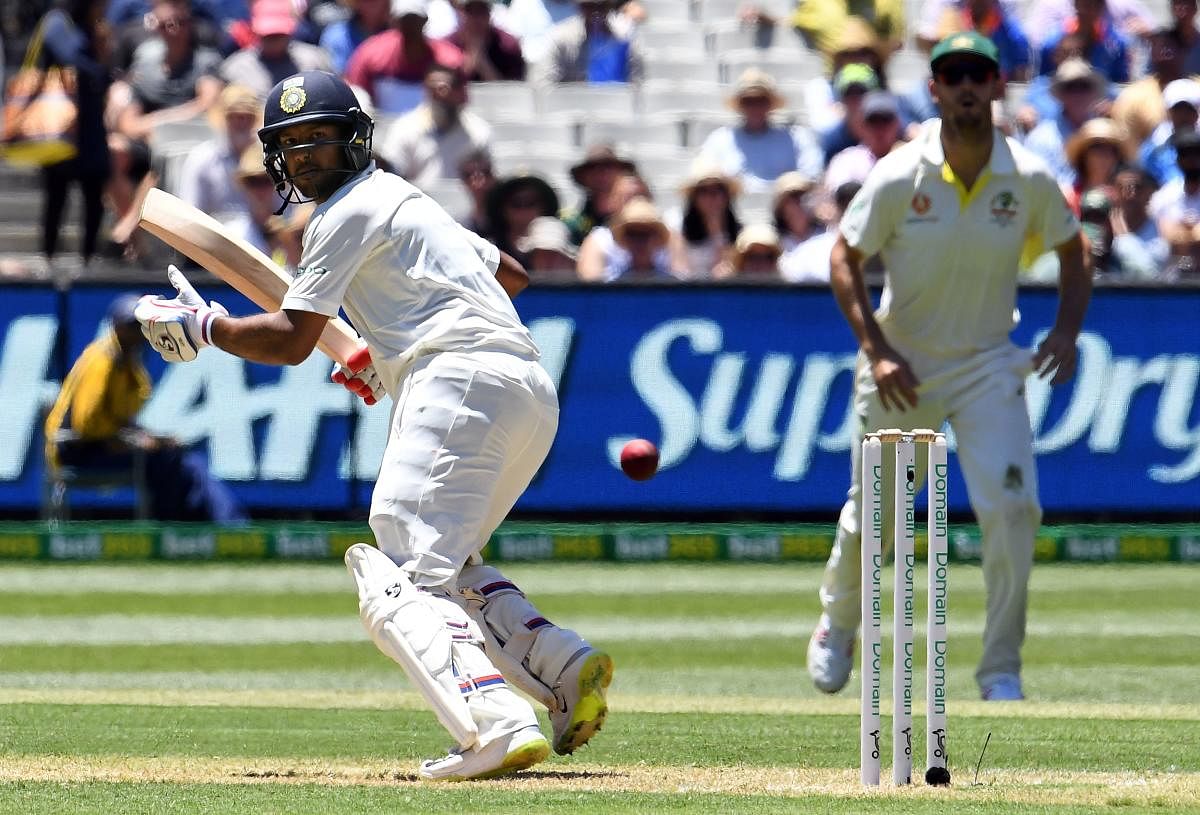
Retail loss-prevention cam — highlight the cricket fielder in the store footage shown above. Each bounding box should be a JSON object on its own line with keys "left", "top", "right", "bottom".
{"left": 134, "top": 71, "right": 612, "bottom": 780}
{"left": 805, "top": 33, "right": 1092, "bottom": 701}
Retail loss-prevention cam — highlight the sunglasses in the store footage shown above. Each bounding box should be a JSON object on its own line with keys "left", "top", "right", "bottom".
{"left": 865, "top": 113, "right": 897, "bottom": 125}
{"left": 623, "top": 227, "right": 659, "bottom": 240}
{"left": 936, "top": 63, "right": 996, "bottom": 86}
{"left": 693, "top": 183, "right": 727, "bottom": 196}
{"left": 743, "top": 250, "right": 778, "bottom": 263}
{"left": 506, "top": 197, "right": 542, "bottom": 209}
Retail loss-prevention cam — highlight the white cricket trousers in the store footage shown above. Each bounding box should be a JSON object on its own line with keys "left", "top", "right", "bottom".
{"left": 369, "top": 350, "right": 559, "bottom": 587}
{"left": 820, "top": 343, "right": 1042, "bottom": 688}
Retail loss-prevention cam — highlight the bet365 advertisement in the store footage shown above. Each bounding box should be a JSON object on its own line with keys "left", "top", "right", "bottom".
{"left": 1, "top": 283, "right": 1196, "bottom": 514}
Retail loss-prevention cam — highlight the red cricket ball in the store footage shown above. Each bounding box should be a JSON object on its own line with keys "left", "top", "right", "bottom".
{"left": 620, "top": 439, "right": 659, "bottom": 481}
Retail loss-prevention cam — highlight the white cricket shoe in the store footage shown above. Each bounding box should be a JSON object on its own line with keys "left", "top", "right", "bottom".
{"left": 806, "top": 614, "right": 856, "bottom": 694}
{"left": 981, "top": 674, "right": 1025, "bottom": 701}
{"left": 419, "top": 725, "right": 549, "bottom": 781}
{"left": 549, "top": 647, "right": 614, "bottom": 755}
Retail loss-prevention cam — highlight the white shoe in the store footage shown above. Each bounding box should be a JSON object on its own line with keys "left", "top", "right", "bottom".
{"left": 806, "top": 614, "right": 856, "bottom": 694}
{"left": 549, "top": 647, "right": 614, "bottom": 755}
{"left": 981, "top": 674, "right": 1024, "bottom": 701}
{"left": 419, "top": 725, "right": 549, "bottom": 781}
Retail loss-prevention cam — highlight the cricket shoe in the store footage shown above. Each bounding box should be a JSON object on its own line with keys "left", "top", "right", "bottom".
{"left": 550, "top": 647, "right": 614, "bottom": 755}
{"left": 980, "top": 673, "right": 1024, "bottom": 701}
{"left": 419, "top": 725, "right": 549, "bottom": 781}
{"left": 806, "top": 614, "right": 856, "bottom": 694}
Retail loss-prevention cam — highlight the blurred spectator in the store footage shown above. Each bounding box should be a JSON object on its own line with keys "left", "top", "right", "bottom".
{"left": 37, "top": 0, "right": 112, "bottom": 266}
{"left": 697, "top": 68, "right": 823, "bottom": 192}
{"left": 823, "top": 91, "right": 903, "bottom": 193}
{"left": 1023, "top": 58, "right": 1105, "bottom": 185}
{"left": 377, "top": 63, "right": 492, "bottom": 188}
{"left": 1166, "top": 0, "right": 1200, "bottom": 74}
{"left": 517, "top": 216, "right": 579, "bottom": 280}
{"left": 44, "top": 295, "right": 247, "bottom": 524}
{"left": 319, "top": 0, "right": 392, "bottom": 73}
{"left": 718, "top": 224, "right": 782, "bottom": 280}
{"left": 1064, "top": 117, "right": 1131, "bottom": 212}
{"left": 790, "top": 0, "right": 905, "bottom": 56}
{"left": 486, "top": 172, "right": 561, "bottom": 265}
{"left": 805, "top": 17, "right": 887, "bottom": 133}
{"left": 1079, "top": 186, "right": 1135, "bottom": 277}
{"left": 176, "top": 84, "right": 260, "bottom": 228}
{"left": 1149, "top": 129, "right": 1200, "bottom": 278}
{"left": 529, "top": 0, "right": 645, "bottom": 87}
{"left": 1112, "top": 29, "right": 1186, "bottom": 148}
{"left": 1023, "top": 0, "right": 1153, "bottom": 47}
{"left": 1140, "top": 78, "right": 1200, "bottom": 187}
{"left": 672, "top": 162, "right": 742, "bottom": 281}
{"left": 1110, "top": 164, "right": 1168, "bottom": 277}
{"left": 781, "top": 179, "right": 859, "bottom": 284}
{"left": 1038, "top": 0, "right": 1130, "bottom": 83}
{"left": 608, "top": 198, "right": 678, "bottom": 281}
{"left": 921, "top": 0, "right": 1032, "bottom": 81}
{"left": 562, "top": 143, "right": 636, "bottom": 245}
{"left": 1106, "top": 165, "right": 1166, "bottom": 275}
{"left": 818, "top": 62, "right": 879, "bottom": 162}
{"left": 219, "top": 0, "right": 332, "bottom": 99}
{"left": 456, "top": 148, "right": 498, "bottom": 238}
{"left": 772, "top": 172, "right": 822, "bottom": 279}
{"left": 448, "top": 0, "right": 526, "bottom": 81}
{"left": 108, "top": 0, "right": 223, "bottom": 142}
{"left": 109, "top": 0, "right": 228, "bottom": 70}
{"left": 344, "top": 0, "right": 463, "bottom": 114}
{"left": 225, "top": 143, "right": 307, "bottom": 263}
{"left": 102, "top": 135, "right": 157, "bottom": 261}
{"left": 503, "top": 0, "right": 640, "bottom": 66}
{"left": 577, "top": 172, "right": 681, "bottom": 280}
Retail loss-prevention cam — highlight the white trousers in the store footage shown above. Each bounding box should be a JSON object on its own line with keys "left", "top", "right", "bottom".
{"left": 820, "top": 342, "right": 1042, "bottom": 687}
{"left": 370, "top": 350, "right": 559, "bottom": 587}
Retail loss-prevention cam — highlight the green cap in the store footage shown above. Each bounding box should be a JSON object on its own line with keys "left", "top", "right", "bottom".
{"left": 833, "top": 63, "right": 880, "bottom": 96}
{"left": 929, "top": 31, "right": 1001, "bottom": 70}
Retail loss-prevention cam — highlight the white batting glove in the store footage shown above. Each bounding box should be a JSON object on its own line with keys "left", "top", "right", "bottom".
{"left": 132, "top": 265, "right": 228, "bottom": 363}
{"left": 331, "top": 346, "right": 385, "bottom": 405}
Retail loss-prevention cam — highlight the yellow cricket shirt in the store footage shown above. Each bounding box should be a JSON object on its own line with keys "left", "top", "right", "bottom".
{"left": 44, "top": 330, "right": 152, "bottom": 468}
{"left": 839, "top": 119, "right": 1080, "bottom": 362}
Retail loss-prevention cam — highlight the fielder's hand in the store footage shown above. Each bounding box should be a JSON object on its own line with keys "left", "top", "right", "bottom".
{"left": 869, "top": 345, "right": 920, "bottom": 412}
{"left": 1032, "top": 328, "right": 1079, "bottom": 385}
{"left": 331, "top": 346, "right": 384, "bottom": 405}
{"left": 133, "top": 265, "right": 228, "bottom": 363}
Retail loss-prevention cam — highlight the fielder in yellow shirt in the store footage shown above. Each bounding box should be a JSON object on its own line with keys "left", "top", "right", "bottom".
{"left": 806, "top": 32, "right": 1092, "bottom": 702}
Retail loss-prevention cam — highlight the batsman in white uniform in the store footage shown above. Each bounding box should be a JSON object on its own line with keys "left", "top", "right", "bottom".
{"left": 134, "top": 71, "right": 613, "bottom": 780}
{"left": 805, "top": 33, "right": 1092, "bottom": 702}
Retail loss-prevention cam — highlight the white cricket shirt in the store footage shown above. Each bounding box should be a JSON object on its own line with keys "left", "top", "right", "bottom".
{"left": 281, "top": 164, "right": 540, "bottom": 393}
{"left": 839, "top": 120, "right": 1079, "bottom": 360}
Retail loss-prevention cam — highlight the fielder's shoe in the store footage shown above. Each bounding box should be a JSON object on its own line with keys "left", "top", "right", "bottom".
{"left": 806, "top": 614, "right": 856, "bottom": 694}
{"left": 980, "top": 674, "right": 1025, "bottom": 701}
{"left": 549, "top": 647, "right": 614, "bottom": 755}
{"left": 419, "top": 725, "right": 549, "bottom": 781}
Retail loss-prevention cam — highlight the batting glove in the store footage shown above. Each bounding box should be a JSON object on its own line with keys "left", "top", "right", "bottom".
{"left": 331, "top": 346, "right": 385, "bottom": 405}
{"left": 132, "top": 265, "right": 228, "bottom": 363}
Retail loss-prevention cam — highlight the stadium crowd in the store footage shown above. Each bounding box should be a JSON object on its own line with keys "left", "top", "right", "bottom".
{"left": 7, "top": 0, "right": 1200, "bottom": 283}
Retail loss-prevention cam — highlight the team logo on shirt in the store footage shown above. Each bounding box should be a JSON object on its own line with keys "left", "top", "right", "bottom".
{"left": 280, "top": 87, "right": 307, "bottom": 114}
{"left": 989, "top": 191, "right": 1019, "bottom": 227}
{"left": 911, "top": 193, "right": 931, "bottom": 215}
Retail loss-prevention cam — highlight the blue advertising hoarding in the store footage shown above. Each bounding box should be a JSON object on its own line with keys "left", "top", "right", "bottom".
{"left": 0, "top": 283, "right": 1196, "bottom": 514}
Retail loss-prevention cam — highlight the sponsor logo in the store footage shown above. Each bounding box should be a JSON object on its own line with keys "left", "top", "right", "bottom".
{"left": 296, "top": 265, "right": 330, "bottom": 278}
{"left": 384, "top": 582, "right": 404, "bottom": 598}
{"left": 911, "top": 193, "right": 931, "bottom": 214}
{"left": 990, "top": 190, "right": 1019, "bottom": 227}
{"left": 931, "top": 727, "right": 947, "bottom": 760}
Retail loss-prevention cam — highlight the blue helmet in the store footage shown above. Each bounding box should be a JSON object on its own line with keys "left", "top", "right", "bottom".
{"left": 258, "top": 71, "right": 374, "bottom": 207}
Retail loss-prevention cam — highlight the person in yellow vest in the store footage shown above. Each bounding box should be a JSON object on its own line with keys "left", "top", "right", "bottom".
{"left": 44, "top": 294, "right": 246, "bottom": 523}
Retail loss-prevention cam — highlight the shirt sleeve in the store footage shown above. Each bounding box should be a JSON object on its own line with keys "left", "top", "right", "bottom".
{"left": 838, "top": 162, "right": 898, "bottom": 257}
{"left": 1031, "top": 166, "right": 1080, "bottom": 249}
{"left": 459, "top": 224, "right": 500, "bottom": 272}
{"left": 282, "top": 206, "right": 385, "bottom": 316}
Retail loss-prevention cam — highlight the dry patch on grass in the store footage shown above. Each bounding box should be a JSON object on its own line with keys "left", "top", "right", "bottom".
{"left": 0, "top": 756, "right": 1197, "bottom": 807}
{"left": 1, "top": 688, "right": 1197, "bottom": 722}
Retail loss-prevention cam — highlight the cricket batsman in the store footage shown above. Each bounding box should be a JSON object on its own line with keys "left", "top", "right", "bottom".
{"left": 133, "top": 71, "right": 612, "bottom": 780}
{"left": 805, "top": 33, "right": 1092, "bottom": 701}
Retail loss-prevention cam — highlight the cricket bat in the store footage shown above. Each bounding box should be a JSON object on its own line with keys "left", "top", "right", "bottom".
{"left": 136, "top": 187, "right": 368, "bottom": 371}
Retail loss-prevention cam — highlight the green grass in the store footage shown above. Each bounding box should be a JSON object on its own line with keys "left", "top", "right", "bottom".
{"left": 0, "top": 561, "right": 1198, "bottom": 813}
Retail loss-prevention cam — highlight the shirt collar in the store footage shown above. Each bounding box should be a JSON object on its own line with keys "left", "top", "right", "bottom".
{"left": 312, "top": 161, "right": 377, "bottom": 217}
{"left": 921, "top": 118, "right": 1016, "bottom": 175}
